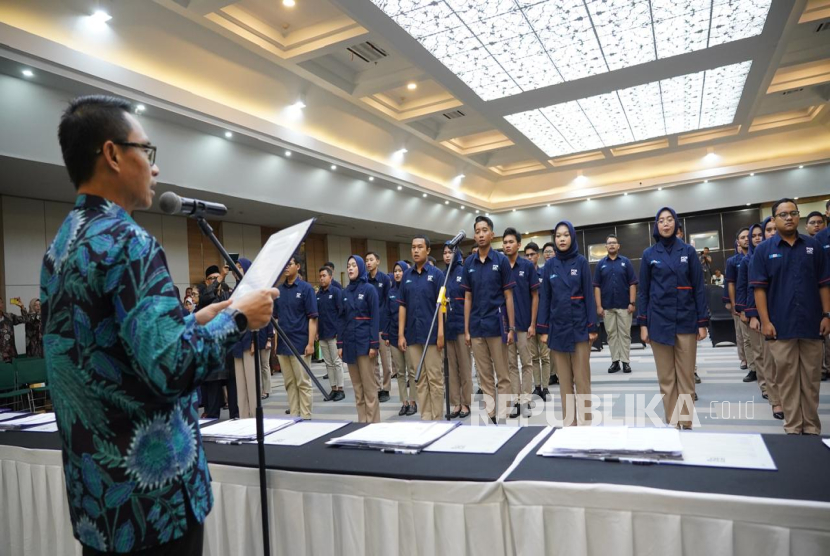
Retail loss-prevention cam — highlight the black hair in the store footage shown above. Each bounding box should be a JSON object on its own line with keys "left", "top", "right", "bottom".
{"left": 606, "top": 234, "right": 619, "bottom": 243}
{"left": 404, "top": 259, "right": 413, "bottom": 266}
{"left": 474, "top": 215, "right": 494, "bottom": 231}
{"left": 524, "top": 242, "right": 540, "bottom": 253}
{"left": 736, "top": 227, "right": 749, "bottom": 239}
{"left": 289, "top": 252, "right": 304, "bottom": 267}
{"left": 58, "top": 95, "right": 134, "bottom": 188}
{"left": 806, "top": 211, "right": 824, "bottom": 223}
{"left": 365, "top": 251, "right": 381, "bottom": 261}
{"left": 428, "top": 256, "right": 436, "bottom": 264}
{"left": 542, "top": 241, "right": 555, "bottom": 252}
{"left": 502, "top": 227, "right": 521, "bottom": 244}
{"left": 319, "top": 266, "right": 332, "bottom": 276}
{"left": 412, "top": 234, "right": 431, "bottom": 249}
{"left": 324, "top": 261, "right": 335, "bottom": 270}
{"left": 771, "top": 198, "right": 797, "bottom": 216}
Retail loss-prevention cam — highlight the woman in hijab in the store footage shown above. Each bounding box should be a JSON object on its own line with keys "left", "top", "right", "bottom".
{"left": 538, "top": 221, "right": 597, "bottom": 426}
{"left": 385, "top": 260, "right": 417, "bottom": 416}
{"left": 338, "top": 255, "right": 381, "bottom": 423}
{"left": 737, "top": 222, "right": 768, "bottom": 399}
{"left": 746, "top": 217, "right": 783, "bottom": 420}
{"left": 639, "top": 207, "right": 709, "bottom": 429}
{"left": 444, "top": 242, "right": 471, "bottom": 419}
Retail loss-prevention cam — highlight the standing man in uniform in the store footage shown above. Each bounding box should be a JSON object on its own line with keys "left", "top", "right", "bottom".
{"left": 318, "top": 266, "right": 345, "bottom": 401}
{"left": 524, "top": 242, "right": 552, "bottom": 400}
{"left": 275, "top": 254, "right": 318, "bottom": 420}
{"left": 502, "top": 228, "right": 539, "bottom": 418}
{"left": 462, "top": 216, "right": 516, "bottom": 423}
{"left": 806, "top": 211, "right": 826, "bottom": 238}
{"left": 817, "top": 221, "right": 830, "bottom": 380}
{"left": 726, "top": 228, "right": 753, "bottom": 379}
{"left": 366, "top": 252, "right": 393, "bottom": 402}
{"left": 751, "top": 199, "right": 830, "bottom": 434}
{"left": 594, "top": 234, "right": 638, "bottom": 374}
{"left": 398, "top": 236, "right": 446, "bottom": 420}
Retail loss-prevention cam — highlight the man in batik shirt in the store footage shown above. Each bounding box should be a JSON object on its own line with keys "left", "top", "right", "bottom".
{"left": 42, "top": 95, "right": 277, "bottom": 555}
{"left": 0, "top": 296, "right": 26, "bottom": 362}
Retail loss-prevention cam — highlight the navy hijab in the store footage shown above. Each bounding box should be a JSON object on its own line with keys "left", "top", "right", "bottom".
{"left": 553, "top": 221, "right": 579, "bottom": 260}
{"left": 347, "top": 255, "right": 368, "bottom": 290}
{"left": 653, "top": 206, "right": 679, "bottom": 249}
{"left": 393, "top": 260, "right": 410, "bottom": 284}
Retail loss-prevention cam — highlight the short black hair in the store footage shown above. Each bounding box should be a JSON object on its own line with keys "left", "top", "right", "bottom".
{"left": 502, "top": 227, "right": 521, "bottom": 244}
{"left": 324, "top": 261, "right": 335, "bottom": 270}
{"left": 677, "top": 223, "right": 683, "bottom": 232}
{"left": 806, "top": 211, "right": 824, "bottom": 223}
{"left": 289, "top": 252, "right": 304, "bottom": 267}
{"left": 404, "top": 259, "right": 413, "bottom": 266}
{"left": 524, "top": 242, "right": 540, "bottom": 253}
{"left": 365, "top": 251, "right": 381, "bottom": 261}
{"left": 771, "top": 198, "right": 797, "bottom": 216}
{"left": 412, "top": 234, "right": 431, "bottom": 249}
{"left": 542, "top": 241, "right": 555, "bottom": 252}
{"left": 319, "top": 266, "right": 332, "bottom": 276}
{"left": 606, "top": 234, "right": 619, "bottom": 243}
{"left": 58, "top": 95, "right": 134, "bottom": 188}
{"left": 474, "top": 215, "right": 494, "bottom": 231}
{"left": 428, "top": 255, "right": 436, "bottom": 264}
{"left": 736, "top": 227, "right": 749, "bottom": 238}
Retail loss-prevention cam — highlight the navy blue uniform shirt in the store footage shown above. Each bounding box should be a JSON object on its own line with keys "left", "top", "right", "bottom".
{"left": 275, "top": 278, "right": 318, "bottom": 355}
{"left": 399, "top": 263, "right": 445, "bottom": 345}
{"left": 508, "top": 256, "right": 539, "bottom": 332}
{"left": 316, "top": 284, "right": 342, "bottom": 340}
{"left": 460, "top": 249, "right": 515, "bottom": 338}
{"left": 724, "top": 252, "right": 745, "bottom": 304}
{"left": 385, "top": 280, "right": 403, "bottom": 346}
{"left": 593, "top": 255, "right": 638, "bottom": 310}
{"left": 338, "top": 283, "right": 380, "bottom": 364}
{"left": 368, "top": 270, "right": 392, "bottom": 337}
{"left": 749, "top": 233, "right": 830, "bottom": 340}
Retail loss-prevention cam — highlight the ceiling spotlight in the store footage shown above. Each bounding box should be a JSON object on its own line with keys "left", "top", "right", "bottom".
{"left": 397, "top": 186, "right": 402, "bottom": 191}
{"left": 586, "top": 198, "right": 591, "bottom": 202}
{"left": 285, "top": 150, "right": 292, "bottom": 157}
{"left": 658, "top": 187, "right": 663, "bottom": 191}
{"left": 703, "top": 180, "right": 709, "bottom": 183}
{"left": 624, "top": 192, "right": 628, "bottom": 196}
{"left": 485, "top": 213, "right": 490, "bottom": 217}
{"left": 90, "top": 9, "right": 112, "bottom": 23}
{"left": 445, "top": 200, "right": 450, "bottom": 205}
{"left": 407, "top": 82, "right": 418, "bottom": 90}
{"left": 546, "top": 203, "right": 551, "bottom": 207}
{"left": 794, "top": 196, "right": 799, "bottom": 200}
{"left": 512, "top": 208, "right": 516, "bottom": 212}
{"left": 574, "top": 174, "right": 588, "bottom": 184}
{"left": 423, "top": 193, "right": 427, "bottom": 198}
{"left": 456, "top": 173, "right": 465, "bottom": 179}
{"left": 224, "top": 131, "right": 233, "bottom": 139}
{"left": 135, "top": 104, "right": 146, "bottom": 112}
{"left": 368, "top": 176, "right": 374, "bottom": 181}
{"left": 476, "top": 210, "right": 480, "bottom": 214}
{"left": 396, "top": 148, "right": 408, "bottom": 155}
{"left": 798, "top": 165, "right": 804, "bottom": 169}
{"left": 749, "top": 172, "right": 754, "bottom": 176}
{"left": 460, "top": 205, "right": 465, "bottom": 209}
{"left": 703, "top": 152, "right": 718, "bottom": 162}
{"left": 291, "top": 100, "right": 306, "bottom": 110}
{"left": 330, "top": 165, "right": 337, "bottom": 170}
{"left": 283, "top": 0, "right": 296, "bottom": 6}
{"left": 746, "top": 203, "right": 751, "bottom": 206}
{"left": 21, "top": 69, "right": 33, "bottom": 78}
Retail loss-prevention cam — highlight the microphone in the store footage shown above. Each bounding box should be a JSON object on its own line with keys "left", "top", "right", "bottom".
{"left": 159, "top": 191, "right": 227, "bottom": 217}
{"left": 447, "top": 230, "right": 466, "bottom": 248}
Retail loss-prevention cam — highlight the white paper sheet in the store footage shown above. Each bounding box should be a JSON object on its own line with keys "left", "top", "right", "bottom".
{"left": 258, "top": 421, "right": 349, "bottom": 446}
{"left": 198, "top": 418, "right": 217, "bottom": 427}
{"left": 230, "top": 219, "right": 315, "bottom": 301}
{"left": 0, "top": 413, "right": 56, "bottom": 429}
{"left": 0, "top": 412, "right": 28, "bottom": 422}
{"left": 200, "top": 418, "right": 299, "bottom": 442}
{"left": 823, "top": 438, "right": 830, "bottom": 451}
{"left": 23, "top": 422, "right": 59, "bottom": 432}
{"left": 327, "top": 421, "right": 460, "bottom": 451}
{"left": 423, "top": 425, "right": 520, "bottom": 454}
{"left": 665, "top": 432, "right": 777, "bottom": 470}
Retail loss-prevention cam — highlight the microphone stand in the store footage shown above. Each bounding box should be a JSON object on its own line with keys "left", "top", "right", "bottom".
{"left": 196, "top": 216, "right": 331, "bottom": 556}
{"left": 414, "top": 245, "right": 457, "bottom": 422}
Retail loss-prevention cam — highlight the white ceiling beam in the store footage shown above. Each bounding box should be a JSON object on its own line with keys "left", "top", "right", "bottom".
{"left": 352, "top": 66, "right": 424, "bottom": 97}
{"left": 185, "top": 0, "right": 237, "bottom": 17}
{"left": 433, "top": 119, "right": 492, "bottom": 142}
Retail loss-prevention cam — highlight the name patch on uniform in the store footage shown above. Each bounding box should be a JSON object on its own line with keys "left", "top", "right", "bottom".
{"left": 550, "top": 274, "right": 558, "bottom": 279}
{"left": 456, "top": 276, "right": 462, "bottom": 282}
{"left": 427, "top": 275, "right": 434, "bottom": 282}
{"left": 621, "top": 263, "right": 626, "bottom": 267}
{"left": 328, "top": 295, "right": 333, "bottom": 299}
{"left": 295, "top": 292, "right": 302, "bottom": 298}
{"left": 358, "top": 293, "right": 364, "bottom": 300}
{"left": 650, "top": 260, "right": 661, "bottom": 266}
{"left": 680, "top": 256, "right": 688, "bottom": 263}
{"left": 806, "top": 247, "right": 814, "bottom": 255}
{"left": 492, "top": 264, "right": 499, "bottom": 271}
{"left": 570, "top": 269, "right": 578, "bottom": 276}
{"left": 769, "top": 254, "right": 782, "bottom": 259}
{"left": 519, "top": 270, "right": 525, "bottom": 277}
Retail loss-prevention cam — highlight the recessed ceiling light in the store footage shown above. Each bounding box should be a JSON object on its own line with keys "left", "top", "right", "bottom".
{"left": 375, "top": 1, "right": 769, "bottom": 102}
{"left": 397, "top": 186, "right": 402, "bottom": 190}
{"left": 135, "top": 104, "right": 146, "bottom": 112}
{"left": 407, "top": 82, "right": 417, "bottom": 90}
{"left": 224, "top": 131, "right": 233, "bottom": 139}
{"left": 21, "top": 69, "right": 33, "bottom": 78}
{"left": 798, "top": 165, "right": 804, "bottom": 169}
{"left": 283, "top": 0, "right": 296, "bottom": 6}
{"left": 586, "top": 198, "right": 591, "bottom": 202}
{"left": 397, "top": 148, "right": 408, "bottom": 154}
{"left": 749, "top": 172, "right": 754, "bottom": 176}
{"left": 368, "top": 176, "right": 374, "bottom": 181}
{"left": 794, "top": 196, "right": 799, "bottom": 200}
{"left": 704, "top": 179, "right": 709, "bottom": 183}
{"left": 330, "top": 165, "right": 337, "bottom": 170}
{"left": 623, "top": 192, "right": 628, "bottom": 196}
{"left": 512, "top": 208, "right": 516, "bottom": 212}
{"left": 485, "top": 213, "right": 490, "bottom": 217}
{"left": 547, "top": 203, "right": 551, "bottom": 207}
{"left": 658, "top": 187, "right": 663, "bottom": 191}
{"left": 90, "top": 10, "right": 112, "bottom": 24}
{"left": 574, "top": 175, "right": 588, "bottom": 184}
{"left": 505, "top": 61, "right": 752, "bottom": 158}
{"left": 703, "top": 152, "right": 719, "bottom": 162}
{"left": 285, "top": 150, "right": 292, "bottom": 157}
{"left": 456, "top": 173, "right": 465, "bottom": 179}
{"left": 445, "top": 200, "right": 450, "bottom": 205}
{"left": 746, "top": 203, "right": 751, "bottom": 206}
{"left": 476, "top": 210, "right": 480, "bottom": 214}
{"left": 460, "top": 205, "right": 465, "bottom": 209}
{"left": 291, "top": 100, "right": 306, "bottom": 110}
{"left": 423, "top": 193, "right": 427, "bottom": 198}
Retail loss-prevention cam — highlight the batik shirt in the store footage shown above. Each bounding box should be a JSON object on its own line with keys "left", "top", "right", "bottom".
{"left": 21, "top": 307, "right": 43, "bottom": 358}
{"left": 41, "top": 195, "right": 241, "bottom": 553}
{"left": 0, "top": 312, "right": 25, "bottom": 362}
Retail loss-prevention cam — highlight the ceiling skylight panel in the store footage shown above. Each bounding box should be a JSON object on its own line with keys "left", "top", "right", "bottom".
{"left": 577, "top": 92, "right": 635, "bottom": 147}
{"left": 651, "top": 0, "right": 710, "bottom": 59}
{"left": 709, "top": 0, "right": 772, "bottom": 47}
{"left": 418, "top": 24, "right": 479, "bottom": 60}
{"left": 491, "top": 33, "right": 563, "bottom": 91}
{"left": 466, "top": 10, "right": 535, "bottom": 48}
{"left": 370, "top": 0, "right": 432, "bottom": 18}
{"left": 540, "top": 102, "right": 604, "bottom": 153}
{"left": 390, "top": 2, "right": 462, "bottom": 39}
{"left": 616, "top": 81, "right": 667, "bottom": 140}
{"left": 444, "top": 0, "right": 518, "bottom": 25}
{"left": 661, "top": 70, "right": 704, "bottom": 135}
{"left": 699, "top": 61, "right": 751, "bottom": 128}
{"left": 528, "top": 1, "right": 608, "bottom": 81}
{"left": 505, "top": 110, "right": 572, "bottom": 157}
{"left": 587, "top": 0, "right": 655, "bottom": 71}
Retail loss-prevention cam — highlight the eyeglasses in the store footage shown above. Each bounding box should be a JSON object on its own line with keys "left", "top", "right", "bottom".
{"left": 774, "top": 211, "right": 800, "bottom": 220}
{"left": 97, "top": 141, "right": 157, "bottom": 165}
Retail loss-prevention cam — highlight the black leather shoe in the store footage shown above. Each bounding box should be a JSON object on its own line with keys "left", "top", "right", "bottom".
{"left": 549, "top": 374, "right": 559, "bottom": 385}
{"left": 762, "top": 393, "right": 768, "bottom": 400}
{"left": 773, "top": 411, "right": 784, "bottom": 420}
{"left": 694, "top": 372, "right": 701, "bottom": 384}
{"left": 740, "top": 362, "right": 748, "bottom": 370}
{"left": 321, "top": 374, "right": 329, "bottom": 380}
{"left": 508, "top": 403, "right": 520, "bottom": 419}
{"left": 399, "top": 404, "right": 408, "bottom": 416}
{"left": 449, "top": 408, "right": 461, "bottom": 419}
{"left": 742, "top": 370, "right": 757, "bottom": 382}
{"left": 378, "top": 390, "right": 390, "bottom": 402}
{"left": 325, "top": 390, "right": 335, "bottom": 401}
{"left": 608, "top": 361, "right": 621, "bottom": 373}
{"left": 476, "top": 388, "right": 483, "bottom": 395}
{"left": 532, "top": 386, "right": 543, "bottom": 399}
{"left": 541, "top": 388, "right": 551, "bottom": 401}
{"left": 622, "top": 362, "right": 632, "bottom": 374}
{"left": 823, "top": 372, "right": 829, "bottom": 382}
{"left": 406, "top": 403, "right": 417, "bottom": 416}
{"left": 693, "top": 392, "right": 698, "bottom": 401}
{"left": 458, "top": 407, "right": 470, "bottom": 418}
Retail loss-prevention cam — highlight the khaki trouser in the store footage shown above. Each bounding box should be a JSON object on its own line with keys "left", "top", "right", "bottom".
{"left": 733, "top": 314, "right": 751, "bottom": 365}
{"left": 278, "top": 354, "right": 313, "bottom": 420}
{"left": 234, "top": 351, "right": 258, "bottom": 419}
{"left": 471, "top": 336, "right": 511, "bottom": 419}
{"left": 651, "top": 334, "right": 697, "bottom": 428}
{"left": 551, "top": 342, "right": 592, "bottom": 426}
{"left": 320, "top": 338, "right": 344, "bottom": 388}
{"left": 767, "top": 339, "right": 823, "bottom": 435}
{"left": 447, "top": 336, "right": 473, "bottom": 407}
{"left": 746, "top": 327, "right": 767, "bottom": 396}
{"left": 406, "top": 344, "right": 444, "bottom": 421}
{"left": 605, "top": 308, "right": 633, "bottom": 363}
{"left": 389, "top": 345, "right": 415, "bottom": 403}
{"left": 348, "top": 355, "right": 380, "bottom": 423}
{"left": 508, "top": 331, "right": 533, "bottom": 404}
{"left": 529, "top": 333, "right": 551, "bottom": 386}
{"left": 259, "top": 349, "right": 271, "bottom": 397}
{"left": 759, "top": 336, "right": 780, "bottom": 406}
{"left": 373, "top": 333, "right": 392, "bottom": 392}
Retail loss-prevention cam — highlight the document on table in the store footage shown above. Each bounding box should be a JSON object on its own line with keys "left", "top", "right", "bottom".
{"left": 326, "top": 421, "right": 460, "bottom": 452}
{"left": 0, "top": 412, "right": 29, "bottom": 422}
{"left": 258, "top": 421, "right": 350, "bottom": 446}
{"left": 198, "top": 418, "right": 217, "bottom": 427}
{"left": 664, "top": 432, "right": 777, "bottom": 471}
{"left": 230, "top": 219, "right": 315, "bottom": 301}
{"left": 536, "top": 426, "right": 683, "bottom": 462}
{"left": 24, "top": 422, "right": 59, "bottom": 432}
{"left": 200, "top": 417, "right": 300, "bottom": 443}
{"left": 423, "top": 425, "right": 520, "bottom": 454}
{"left": 0, "top": 413, "right": 57, "bottom": 430}
{"left": 823, "top": 439, "right": 830, "bottom": 451}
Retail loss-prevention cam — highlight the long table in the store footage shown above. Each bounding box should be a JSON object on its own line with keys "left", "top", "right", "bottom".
{"left": 1, "top": 425, "right": 829, "bottom": 556}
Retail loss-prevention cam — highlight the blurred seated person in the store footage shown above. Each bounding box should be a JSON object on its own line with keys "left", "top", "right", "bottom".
{"left": 711, "top": 269, "right": 724, "bottom": 286}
